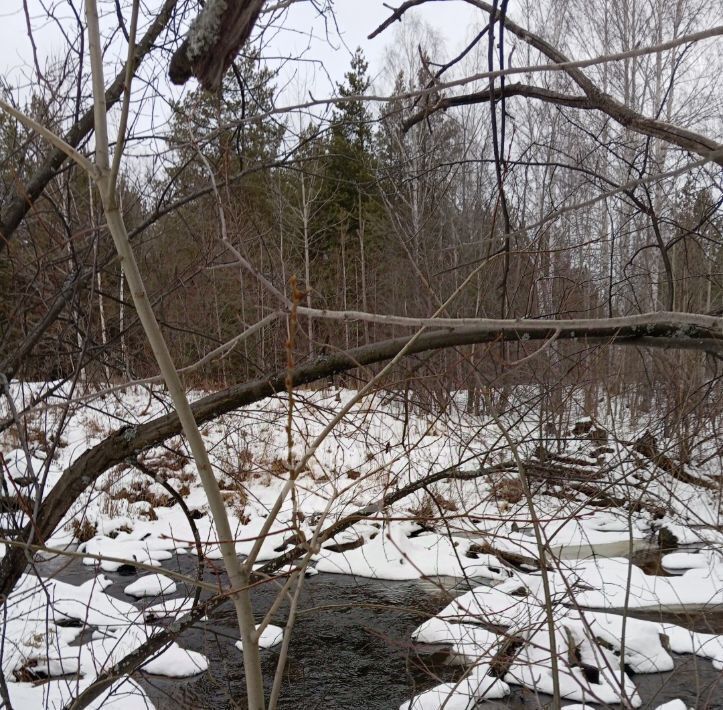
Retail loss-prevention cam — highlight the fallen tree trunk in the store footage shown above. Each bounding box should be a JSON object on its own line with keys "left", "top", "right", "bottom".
{"left": 2, "top": 318, "right": 722, "bottom": 599}
{"left": 632, "top": 432, "right": 718, "bottom": 490}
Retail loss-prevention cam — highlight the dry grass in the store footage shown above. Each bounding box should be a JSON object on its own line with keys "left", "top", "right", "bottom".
{"left": 408, "top": 495, "right": 435, "bottom": 523}
{"left": 151, "top": 447, "right": 188, "bottom": 473}
{"left": 115, "top": 480, "right": 174, "bottom": 508}
{"left": 409, "top": 492, "right": 459, "bottom": 522}
{"left": 221, "top": 485, "right": 250, "bottom": 524}
{"left": 26, "top": 426, "right": 49, "bottom": 450}
{"left": 0, "top": 427, "right": 22, "bottom": 449}
{"left": 70, "top": 518, "right": 97, "bottom": 542}
{"left": 490, "top": 476, "right": 525, "bottom": 505}
{"left": 238, "top": 448, "right": 254, "bottom": 467}
{"left": 269, "top": 458, "right": 287, "bottom": 475}
{"left": 84, "top": 418, "right": 108, "bottom": 439}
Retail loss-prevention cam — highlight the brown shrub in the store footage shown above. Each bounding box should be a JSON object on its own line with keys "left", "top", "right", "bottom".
{"left": 84, "top": 418, "right": 107, "bottom": 438}
{"left": 269, "top": 458, "right": 287, "bottom": 475}
{"left": 26, "top": 427, "right": 49, "bottom": 449}
{"left": 436, "top": 496, "right": 459, "bottom": 512}
{"left": 115, "top": 480, "right": 173, "bottom": 508}
{"left": 490, "top": 477, "right": 525, "bottom": 504}
{"left": 145, "top": 447, "right": 188, "bottom": 474}
{"left": 70, "top": 518, "right": 97, "bottom": 543}
{"left": 408, "top": 495, "right": 435, "bottom": 523}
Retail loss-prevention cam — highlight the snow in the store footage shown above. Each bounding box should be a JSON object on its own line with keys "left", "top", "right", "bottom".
{"left": 508, "top": 556, "right": 723, "bottom": 610}
{"left": 2, "top": 448, "right": 44, "bottom": 482}
{"left": 80, "top": 533, "right": 180, "bottom": 572}
{"left": 565, "top": 610, "right": 673, "bottom": 673}
{"left": 3, "top": 384, "right": 723, "bottom": 708}
{"left": 399, "top": 664, "right": 510, "bottom": 709}
{"left": 409, "top": 571, "right": 723, "bottom": 708}
{"left": 141, "top": 642, "right": 208, "bottom": 676}
{"left": 235, "top": 624, "right": 284, "bottom": 652}
{"left": 663, "top": 625, "right": 723, "bottom": 670}
{"left": 504, "top": 622, "right": 642, "bottom": 706}
{"left": 662, "top": 547, "right": 722, "bottom": 571}
{"left": 6, "top": 574, "right": 140, "bottom": 628}
{"left": 2, "top": 572, "right": 205, "bottom": 708}
{"left": 7, "top": 677, "right": 154, "bottom": 709}
{"left": 143, "top": 595, "right": 197, "bottom": 621}
{"left": 499, "top": 512, "right": 650, "bottom": 560}
{"left": 257, "top": 624, "right": 284, "bottom": 648}
{"left": 316, "top": 521, "right": 510, "bottom": 580}
{"left": 411, "top": 617, "right": 503, "bottom": 663}
{"left": 427, "top": 584, "right": 552, "bottom": 634}
{"left": 124, "top": 573, "right": 177, "bottom": 598}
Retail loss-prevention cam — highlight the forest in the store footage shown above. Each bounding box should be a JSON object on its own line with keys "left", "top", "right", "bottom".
{"left": 0, "top": 1, "right": 722, "bottom": 708}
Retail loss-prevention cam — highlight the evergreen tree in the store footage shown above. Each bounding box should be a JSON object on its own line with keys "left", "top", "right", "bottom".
{"left": 321, "top": 48, "right": 377, "bottom": 243}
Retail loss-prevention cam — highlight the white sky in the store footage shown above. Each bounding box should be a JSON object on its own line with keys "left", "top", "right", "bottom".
{"left": 0, "top": 1, "right": 478, "bottom": 94}
{"left": 0, "top": 0, "right": 482, "bottom": 163}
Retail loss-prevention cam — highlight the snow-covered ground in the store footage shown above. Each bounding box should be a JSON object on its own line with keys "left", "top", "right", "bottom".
{"left": 1, "top": 383, "right": 721, "bottom": 708}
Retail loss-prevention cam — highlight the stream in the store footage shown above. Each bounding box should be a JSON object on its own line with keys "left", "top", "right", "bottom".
{"left": 36, "top": 546, "right": 722, "bottom": 709}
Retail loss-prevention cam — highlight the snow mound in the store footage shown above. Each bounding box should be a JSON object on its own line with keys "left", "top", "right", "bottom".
{"left": 400, "top": 664, "right": 509, "bottom": 709}
{"left": 80, "top": 533, "right": 180, "bottom": 572}
{"left": 143, "top": 596, "right": 197, "bottom": 621}
{"left": 236, "top": 624, "right": 284, "bottom": 652}
{"left": 3, "top": 572, "right": 205, "bottom": 707}
{"left": 124, "top": 573, "right": 177, "bottom": 598}
{"left": 412, "top": 617, "right": 503, "bottom": 663}
{"left": 316, "top": 522, "right": 508, "bottom": 580}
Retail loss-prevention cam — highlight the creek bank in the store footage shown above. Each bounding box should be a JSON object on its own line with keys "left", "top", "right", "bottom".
{"left": 32, "top": 547, "right": 723, "bottom": 710}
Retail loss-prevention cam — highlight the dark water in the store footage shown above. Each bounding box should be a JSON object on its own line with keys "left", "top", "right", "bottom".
{"left": 143, "top": 572, "right": 459, "bottom": 710}
{"left": 35, "top": 552, "right": 723, "bottom": 709}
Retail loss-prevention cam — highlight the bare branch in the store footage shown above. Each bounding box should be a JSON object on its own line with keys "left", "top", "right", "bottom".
{"left": 0, "top": 0, "right": 178, "bottom": 252}
{"left": 0, "top": 99, "right": 98, "bottom": 178}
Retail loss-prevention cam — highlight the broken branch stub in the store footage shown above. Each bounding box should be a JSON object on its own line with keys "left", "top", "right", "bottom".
{"left": 169, "top": 0, "right": 265, "bottom": 90}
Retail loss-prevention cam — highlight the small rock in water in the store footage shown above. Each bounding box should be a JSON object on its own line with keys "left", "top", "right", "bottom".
{"left": 658, "top": 527, "right": 679, "bottom": 550}
{"left": 117, "top": 564, "right": 137, "bottom": 576}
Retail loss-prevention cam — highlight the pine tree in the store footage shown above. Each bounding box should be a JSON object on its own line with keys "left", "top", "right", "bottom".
{"left": 321, "top": 48, "right": 377, "bottom": 243}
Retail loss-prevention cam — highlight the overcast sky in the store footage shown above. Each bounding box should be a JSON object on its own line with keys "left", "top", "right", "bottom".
{"left": 0, "top": 1, "right": 480, "bottom": 167}
{"left": 0, "top": 1, "right": 477, "bottom": 94}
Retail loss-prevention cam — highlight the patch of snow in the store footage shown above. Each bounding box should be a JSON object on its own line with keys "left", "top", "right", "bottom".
{"left": 235, "top": 624, "right": 284, "bottom": 651}
{"left": 662, "top": 548, "right": 721, "bottom": 572}
{"left": 3, "top": 571, "right": 204, "bottom": 708}
{"left": 316, "top": 522, "right": 507, "bottom": 580}
{"left": 124, "top": 573, "right": 177, "bottom": 598}
{"left": 7, "top": 676, "right": 154, "bottom": 709}
{"left": 143, "top": 596, "right": 196, "bottom": 621}
{"left": 412, "top": 617, "right": 502, "bottom": 663}
{"left": 505, "top": 625, "right": 642, "bottom": 707}
{"left": 80, "top": 533, "right": 179, "bottom": 572}
{"left": 514, "top": 557, "right": 723, "bottom": 610}
{"left": 400, "top": 664, "right": 509, "bottom": 709}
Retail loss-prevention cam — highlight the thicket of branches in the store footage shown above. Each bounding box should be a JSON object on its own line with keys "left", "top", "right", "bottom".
{"left": 0, "top": 0, "right": 722, "bottom": 708}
